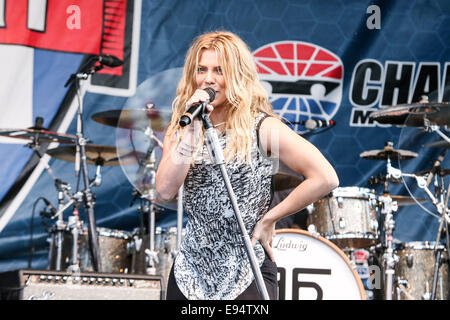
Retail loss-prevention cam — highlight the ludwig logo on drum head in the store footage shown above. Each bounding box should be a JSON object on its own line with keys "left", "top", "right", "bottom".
{"left": 273, "top": 236, "right": 308, "bottom": 252}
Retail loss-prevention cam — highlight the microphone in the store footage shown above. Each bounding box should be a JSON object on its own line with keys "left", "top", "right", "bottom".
{"left": 64, "top": 54, "right": 124, "bottom": 87}
{"left": 302, "top": 119, "right": 335, "bottom": 130}
{"left": 179, "top": 87, "right": 216, "bottom": 127}
{"left": 97, "top": 54, "right": 124, "bottom": 67}
{"left": 42, "top": 198, "right": 58, "bottom": 216}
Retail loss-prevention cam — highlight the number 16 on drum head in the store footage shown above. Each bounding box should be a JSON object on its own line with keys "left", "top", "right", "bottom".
{"left": 273, "top": 229, "right": 366, "bottom": 300}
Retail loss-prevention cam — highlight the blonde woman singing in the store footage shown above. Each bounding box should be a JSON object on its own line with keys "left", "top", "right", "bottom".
{"left": 156, "top": 31, "right": 339, "bottom": 300}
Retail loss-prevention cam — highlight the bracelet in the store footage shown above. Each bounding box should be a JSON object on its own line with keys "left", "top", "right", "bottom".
{"left": 176, "top": 141, "right": 196, "bottom": 158}
{"left": 179, "top": 141, "right": 196, "bottom": 152}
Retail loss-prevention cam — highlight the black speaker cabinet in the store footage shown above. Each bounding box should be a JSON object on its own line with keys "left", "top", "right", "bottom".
{"left": 0, "top": 269, "right": 163, "bottom": 300}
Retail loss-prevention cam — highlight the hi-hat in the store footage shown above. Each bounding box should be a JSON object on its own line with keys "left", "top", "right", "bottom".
{"left": 47, "top": 144, "right": 144, "bottom": 166}
{"left": 92, "top": 108, "right": 172, "bottom": 132}
{"left": 360, "top": 144, "right": 418, "bottom": 160}
{"left": 0, "top": 128, "right": 76, "bottom": 144}
{"left": 369, "top": 102, "right": 450, "bottom": 127}
{"left": 273, "top": 172, "right": 303, "bottom": 191}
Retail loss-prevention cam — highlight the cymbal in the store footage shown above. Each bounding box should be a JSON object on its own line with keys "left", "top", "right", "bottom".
{"left": 424, "top": 140, "right": 450, "bottom": 149}
{"left": 415, "top": 168, "right": 450, "bottom": 177}
{"left": 360, "top": 145, "right": 418, "bottom": 160}
{"left": 92, "top": 108, "right": 172, "bottom": 132}
{"left": 369, "top": 102, "right": 450, "bottom": 127}
{"left": 0, "top": 128, "right": 76, "bottom": 144}
{"left": 47, "top": 144, "right": 144, "bottom": 166}
{"left": 273, "top": 172, "right": 303, "bottom": 191}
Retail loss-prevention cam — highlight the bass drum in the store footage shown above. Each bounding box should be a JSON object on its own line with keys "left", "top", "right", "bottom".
{"left": 273, "top": 229, "right": 366, "bottom": 300}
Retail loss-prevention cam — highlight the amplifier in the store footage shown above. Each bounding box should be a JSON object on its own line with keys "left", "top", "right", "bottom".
{"left": 0, "top": 269, "right": 163, "bottom": 300}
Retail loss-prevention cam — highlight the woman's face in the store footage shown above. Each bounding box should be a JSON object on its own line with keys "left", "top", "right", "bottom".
{"left": 195, "top": 49, "right": 227, "bottom": 108}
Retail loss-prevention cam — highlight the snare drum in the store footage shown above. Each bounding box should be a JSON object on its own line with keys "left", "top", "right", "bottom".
{"left": 48, "top": 227, "right": 132, "bottom": 273}
{"left": 309, "top": 187, "right": 379, "bottom": 249}
{"left": 394, "top": 241, "right": 449, "bottom": 300}
{"left": 273, "top": 229, "right": 366, "bottom": 300}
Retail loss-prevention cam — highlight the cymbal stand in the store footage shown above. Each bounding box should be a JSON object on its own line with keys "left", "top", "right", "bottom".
{"left": 378, "top": 156, "right": 403, "bottom": 300}
{"left": 401, "top": 163, "right": 450, "bottom": 300}
{"left": 24, "top": 126, "right": 75, "bottom": 271}
{"left": 137, "top": 130, "right": 159, "bottom": 275}
{"left": 199, "top": 110, "right": 270, "bottom": 300}
{"left": 379, "top": 156, "right": 400, "bottom": 300}
{"left": 423, "top": 120, "right": 450, "bottom": 144}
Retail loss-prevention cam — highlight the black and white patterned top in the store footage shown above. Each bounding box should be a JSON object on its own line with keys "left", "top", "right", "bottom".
{"left": 174, "top": 112, "right": 276, "bottom": 300}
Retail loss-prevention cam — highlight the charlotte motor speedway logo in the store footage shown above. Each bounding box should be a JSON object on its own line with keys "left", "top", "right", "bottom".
{"left": 253, "top": 41, "right": 343, "bottom": 132}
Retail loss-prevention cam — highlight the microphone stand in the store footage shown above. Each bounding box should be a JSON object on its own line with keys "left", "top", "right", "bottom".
{"left": 199, "top": 109, "right": 270, "bottom": 300}
{"left": 66, "top": 64, "right": 107, "bottom": 272}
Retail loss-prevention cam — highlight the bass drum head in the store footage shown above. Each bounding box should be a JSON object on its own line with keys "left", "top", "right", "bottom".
{"left": 273, "top": 229, "right": 366, "bottom": 300}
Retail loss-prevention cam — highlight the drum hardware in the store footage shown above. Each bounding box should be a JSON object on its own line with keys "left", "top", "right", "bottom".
{"left": 129, "top": 126, "right": 163, "bottom": 276}
{"left": 378, "top": 193, "right": 399, "bottom": 300}
{"left": 0, "top": 118, "right": 87, "bottom": 272}
{"left": 368, "top": 174, "right": 403, "bottom": 186}
{"left": 386, "top": 149, "right": 449, "bottom": 300}
{"left": 395, "top": 279, "right": 416, "bottom": 300}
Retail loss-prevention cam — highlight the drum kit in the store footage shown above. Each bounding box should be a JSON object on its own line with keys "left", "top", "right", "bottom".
{"left": 273, "top": 99, "right": 450, "bottom": 300}
{"left": 0, "top": 91, "right": 449, "bottom": 300}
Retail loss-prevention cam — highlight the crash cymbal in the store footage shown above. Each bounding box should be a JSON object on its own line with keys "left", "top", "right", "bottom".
{"left": 47, "top": 144, "right": 144, "bottom": 166}
{"left": 92, "top": 108, "right": 172, "bottom": 132}
{"left": 424, "top": 140, "right": 450, "bottom": 149}
{"left": 369, "top": 102, "right": 450, "bottom": 127}
{"left": 414, "top": 168, "right": 450, "bottom": 177}
{"left": 360, "top": 144, "right": 418, "bottom": 160}
{"left": 0, "top": 128, "right": 76, "bottom": 144}
{"left": 273, "top": 172, "right": 303, "bottom": 191}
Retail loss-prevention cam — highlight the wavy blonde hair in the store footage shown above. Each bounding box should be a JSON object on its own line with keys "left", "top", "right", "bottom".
{"left": 166, "top": 30, "right": 278, "bottom": 163}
